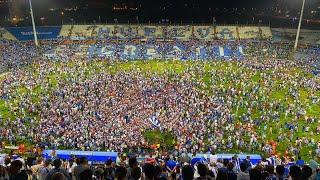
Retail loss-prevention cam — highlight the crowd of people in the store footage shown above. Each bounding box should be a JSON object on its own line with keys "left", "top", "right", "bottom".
{"left": 0, "top": 40, "right": 38, "bottom": 72}
{"left": 0, "top": 53, "right": 319, "bottom": 156}
{"left": 0, "top": 36, "right": 320, "bottom": 180}
{"left": 0, "top": 153, "right": 320, "bottom": 180}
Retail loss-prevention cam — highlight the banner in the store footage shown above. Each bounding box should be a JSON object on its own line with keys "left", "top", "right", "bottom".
{"left": 42, "top": 150, "right": 118, "bottom": 163}
{"left": 272, "top": 28, "right": 320, "bottom": 45}
{"left": 138, "top": 26, "right": 164, "bottom": 39}
{"left": 87, "top": 43, "right": 245, "bottom": 60}
{"left": 60, "top": 25, "right": 273, "bottom": 41}
{"left": 216, "top": 26, "right": 237, "bottom": 40}
{"left": 238, "top": 26, "right": 260, "bottom": 39}
{"left": 193, "top": 26, "right": 215, "bottom": 40}
{"left": 210, "top": 154, "right": 262, "bottom": 165}
{"left": 166, "top": 26, "right": 192, "bottom": 40}
{"left": 6, "top": 26, "right": 61, "bottom": 41}
{"left": 260, "top": 26, "right": 272, "bottom": 39}
{"left": 59, "top": 25, "right": 72, "bottom": 37}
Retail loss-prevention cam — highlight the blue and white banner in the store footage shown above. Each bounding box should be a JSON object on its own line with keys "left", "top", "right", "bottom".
{"left": 166, "top": 26, "right": 192, "bottom": 40}
{"left": 61, "top": 25, "right": 272, "bottom": 41}
{"left": 42, "top": 150, "right": 118, "bottom": 163}
{"left": 216, "top": 26, "right": 237, "bottom": 40}
{"left": 193, "top": 26, "right": 215, "bottom": 40}
{"left": 6, "top": 26, "right": 61, "bottom": 41}
{"left": 86, "top": 43, "right": 245, "bottom": 60}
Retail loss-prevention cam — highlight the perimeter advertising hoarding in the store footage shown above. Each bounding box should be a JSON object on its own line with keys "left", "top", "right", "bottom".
{"left": 6, "top": 26, "right": 61, "bottom": 41}
{"left": 42, "top": 150, "right": 118, "bottom": 163}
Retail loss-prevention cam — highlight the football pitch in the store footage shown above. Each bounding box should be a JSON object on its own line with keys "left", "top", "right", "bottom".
{"left": 0, "top": 60, "right": 319, "bottom": 161}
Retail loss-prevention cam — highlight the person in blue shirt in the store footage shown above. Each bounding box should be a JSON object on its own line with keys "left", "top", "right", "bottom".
{"left": 296, "top": 156, "right": 304, "bottom": 167}
{"left": 166, "top": 159, "right": 177, "bottom": 172}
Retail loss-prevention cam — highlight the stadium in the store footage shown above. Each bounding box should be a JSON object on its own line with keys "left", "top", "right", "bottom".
{"left": 0, "top": 0, "right": 320, "bottom": 180}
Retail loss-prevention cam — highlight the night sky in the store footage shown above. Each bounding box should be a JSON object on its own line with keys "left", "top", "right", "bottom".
{"left": 1, "top": 0, "right": 319, "bottom": 27}
{"left": 9, "top": 0, "right": 311, "bottom": 10}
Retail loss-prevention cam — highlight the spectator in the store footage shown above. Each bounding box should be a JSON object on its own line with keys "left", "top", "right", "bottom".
{"left": 237, "top": 163, "right": 249, "bottom": 180}
{"left": 46, "top": 159, "right": 71, "bottom": 180}
{"left": 79, "top": 169, "right": 93, "bottom": 180}
{"left": 127, "top": 157, "right": 139, "bottom": 178}
{"left": 301, "top": 165, "right": 312, "bottom": 180}
{"left": 129, "top": 167, "right": 141, "bottom": 180}
{"left": 265, "top": 165, "right": 276, "bottom": 180}
{"left": 276, "top": 165, "right": 286, "bottom": 179}
{"left": 296, "top": 156, "right": 305, "bottom": 167}
{"left": 226, "top": 162, "right": 237, "bottom": 180}
{"left": 39, "top": 159, "right": 52, "bottom": 180}
{"left": 216, "top": 170, "right": 228, "bottom": 180}
{"left": 181, "top": 164, "right": 194, "bottom": 180}
{"left": 143, "top": 163, "right": 155, "bottom": 180}
{"left": 243, "top": 156, "right": 252, "bottom": 170}
{"left": 103, "top": 159, "right": 115, "bottom": 180}
{"left": 8, "top": 160, "right": 28, "bottom": 180}
{"left": 249, "top": 168, "right": 262, "bottom": 180}
{"left": 115, "top": 166, "right": 127, "bottom": 180}
{"left": 289, "top": 165, "right": 302, "bottom": 180}
{"left": 196, "top": 163, "right": 209, "bottom": 180}
{"left": 93, "top": 168, "right": 104, "bottom": 180}
{"left": 0, "top": 165, "right": 9, "bottom": 180}
{"left": 51, "top": 172, "right": 66, "bottom": 180}
{"left": 73, "top": 157, "right": 89, "bottom": 180}
{"left": 31, "top": 158, "right": 44, "bottom": 180}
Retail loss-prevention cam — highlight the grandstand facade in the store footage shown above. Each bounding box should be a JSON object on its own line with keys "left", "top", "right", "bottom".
{"left": 1, "top": 25, "right": 320, "bottom": 45}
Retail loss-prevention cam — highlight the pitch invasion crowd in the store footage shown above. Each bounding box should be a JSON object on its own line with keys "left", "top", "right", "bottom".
{"left": 0, "top": 39, "right": 320, "bottom": 179}
{"left": 0, "top": 56, "right": 320, "bottom": 154}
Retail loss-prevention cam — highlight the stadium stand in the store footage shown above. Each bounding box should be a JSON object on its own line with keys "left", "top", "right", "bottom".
{"left": 68, "top": 25, "right": 93, "bottom": 40}
{"left": 0, "top": 23, "right": 320, "bottom": 180}
{"left": 238, "top": 26, "right": 260, "bottom": 39}
{"left": 59, "top": 25, "right": 73, "bottom": 38}
{"left": 0, "top": 27, "right": 16, "bottom": 40}
{"left": 216, "top": 26, "right": 238, "bottom": 40}
{"left": 57, "top": 25, "right": 274, "bottom": 41}
{"left": 138, "top": 25, "right": 164, "bottom": 39}
{"left": 193, "top": 26, "right": 215, "bottom": 40}
{"left": 260, "top": 26, "right": 273, "bottom": 39}
{"left": 272, "top": 28, "right": 320, "bottom": 45}
{"left": 166, "top": 26, "right": 193, "bottom": 41}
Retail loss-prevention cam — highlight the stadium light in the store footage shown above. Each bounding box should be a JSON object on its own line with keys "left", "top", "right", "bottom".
{"left": 294, "top": 0, "right": 306, "bottom": 52}
{"left": 28, "top": 0, "right": 39, "bottom": 46}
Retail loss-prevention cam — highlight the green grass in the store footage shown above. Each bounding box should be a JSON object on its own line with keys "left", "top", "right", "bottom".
{"left": 144, "top": 130, "right": 176, "bottom": 149}
{"left": 0, "top": 60, "right": 319, "bottom": 162}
